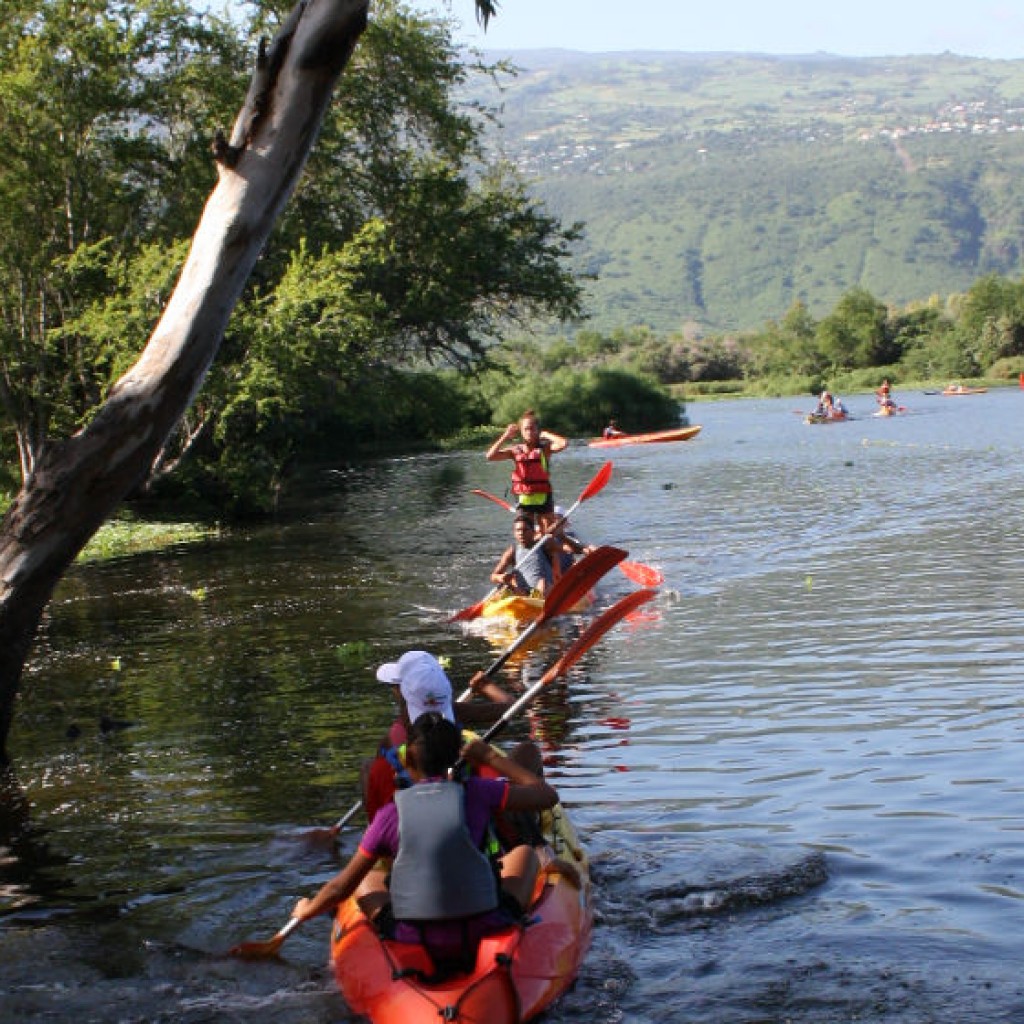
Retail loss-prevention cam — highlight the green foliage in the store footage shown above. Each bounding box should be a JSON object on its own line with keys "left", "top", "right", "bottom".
{"left": 470, "top": 52, "right": 1024, "bottom": 335}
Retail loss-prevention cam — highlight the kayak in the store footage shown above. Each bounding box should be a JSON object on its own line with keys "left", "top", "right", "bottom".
{"left": 330, "top": 804, "right": 593, "bottom": 1024}
{"left": 588, "top": 424, "right": 702, "bottom": 448}
{"left": 942, "top": 385, "right": 987, "bottom": 395}
{"left": 804, "top": 412, "right": 849, "bottom": 424}
{"left": 479, "top": 591, "right": 593, "bottom": 623}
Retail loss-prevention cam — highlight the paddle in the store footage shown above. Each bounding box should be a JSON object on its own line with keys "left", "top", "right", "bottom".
{"left": 450, "top": 462, "right": 614, "bottom": 622}
{"left": 456, "top": 543, "right": 628, "bottom": 700}
{"left": 469, "top": 486, "right": 664, "bottom": 589}
{"left": 299, "top": 549, "right": 625, "bottom": 847}
{"left": 470, "top": 586, "right": 658, "bottom": 751}
{"left": 229, "top": 587, "right": 653, "bottom": 961}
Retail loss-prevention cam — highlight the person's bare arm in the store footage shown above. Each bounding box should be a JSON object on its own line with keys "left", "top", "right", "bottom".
{"left": 486, "top": 423, "right": 519, "bottom": 462}
{"left": 541, "top": 430, "right": 568, "bottom": 453}
{"left": 463, "top": 740, "right": 559, "bottom": 811}
{"left": 292, "top": 848, "right": 376, "bottom": 921}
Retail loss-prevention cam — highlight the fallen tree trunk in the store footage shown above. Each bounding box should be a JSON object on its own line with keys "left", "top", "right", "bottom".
{"left": 0, "top": 0, "right": 370, "bottom": 764}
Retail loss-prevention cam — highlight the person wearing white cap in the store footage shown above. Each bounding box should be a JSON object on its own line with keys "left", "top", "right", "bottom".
{"left": 375, "top": 651, "right": 456, "bottom": 724}
{"left": 362, "top": 651, "right": 521, "bottom": 823}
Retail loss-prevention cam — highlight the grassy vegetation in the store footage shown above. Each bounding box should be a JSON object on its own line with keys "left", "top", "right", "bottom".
{"left": 78, "top": 518, "right": 219, "bottom": 563}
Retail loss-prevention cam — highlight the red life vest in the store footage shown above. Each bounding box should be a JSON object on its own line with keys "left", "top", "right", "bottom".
{"left": 510, "top": 444, "right": 551, "bottom": 496}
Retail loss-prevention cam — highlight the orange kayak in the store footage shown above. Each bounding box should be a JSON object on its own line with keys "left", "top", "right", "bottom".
{"left": 330, "top": 806, "right": 593, "bottom": 1024}
{"left": 942, "top": 385, "right": 987, "bottom": 395}
{"left": 588, "top": 424, "right": 702, "bottom": 448}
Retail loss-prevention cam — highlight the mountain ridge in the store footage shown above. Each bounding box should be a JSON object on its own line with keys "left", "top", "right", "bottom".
{"left": 466, "top": 51, "right": 1024, "bottom": 334}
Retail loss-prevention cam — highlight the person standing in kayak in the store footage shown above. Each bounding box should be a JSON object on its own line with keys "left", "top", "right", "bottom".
{"left": 489, "top": 514, "right": 561, "bottom": 597}
{"left": 292, "top": 713, "right": 558, "bottom": 969}
{"left": 486, "top": 409, "right": 567, "bottom": 531}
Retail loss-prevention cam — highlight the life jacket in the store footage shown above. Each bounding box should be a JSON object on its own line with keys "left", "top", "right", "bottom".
{"left": 389, "top": 781, "right": 499, "bottom": 921}
{"left": 510, "top": 444, "right": 551, "bottom": 496}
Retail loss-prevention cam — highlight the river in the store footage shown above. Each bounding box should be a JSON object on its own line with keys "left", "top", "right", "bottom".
{"left": 2, "top": 387, "right": 1024, "bottom": 1022}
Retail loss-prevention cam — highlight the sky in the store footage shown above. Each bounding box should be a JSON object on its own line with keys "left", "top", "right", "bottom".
{"left": 411, "top": 0, "right": 1024, "bottom": 60}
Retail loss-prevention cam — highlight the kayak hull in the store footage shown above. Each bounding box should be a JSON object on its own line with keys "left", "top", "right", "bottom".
{"left": 479, "top": 591, "right": 592, "bottom": 623}
{"left": 804, "top": 412, "right": 849, "bottom": 424}
{"left": 588, "top": 424, "right": 702, "bottom": 448}
{"left": 330, "top": 806, "right": 592, "bottom": 1024}
{"left": 942, "top": 386, "right": 987, "bottom": 395}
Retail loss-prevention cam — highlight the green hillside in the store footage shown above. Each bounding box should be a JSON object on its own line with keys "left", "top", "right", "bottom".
{"left": 471, "top": 51, "right": 1024, "bottom": 333}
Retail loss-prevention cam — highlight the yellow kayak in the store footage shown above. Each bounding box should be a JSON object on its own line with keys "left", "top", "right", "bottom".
{"left": 479, "top": 591, "right": 593, "bottom": 623}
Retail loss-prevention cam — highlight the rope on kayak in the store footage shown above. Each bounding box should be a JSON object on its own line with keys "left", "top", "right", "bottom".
{"left": 380, "top": 940, "right": 521, "bottom": 1021}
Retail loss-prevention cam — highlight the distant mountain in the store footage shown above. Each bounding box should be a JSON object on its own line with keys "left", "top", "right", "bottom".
{"left": 469, "top": 51, "right": 1024, "bottom": 334}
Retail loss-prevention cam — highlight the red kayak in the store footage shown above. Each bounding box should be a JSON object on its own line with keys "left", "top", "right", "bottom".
{"left": 588, "top": 424, "right": 702, "bottom": 448}
{"left": 330, "top": 806, "right": 592, "bottom": 1023}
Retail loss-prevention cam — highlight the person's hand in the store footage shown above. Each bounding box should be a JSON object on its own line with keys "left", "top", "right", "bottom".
{"left": 468, "top": 670, "right": 488, "bottom": 694}
{"left": 292, "top": 897, "right": 314, "bottom": 921}
{"left": 503, "top": 423, "right": 518, "bottom": 440}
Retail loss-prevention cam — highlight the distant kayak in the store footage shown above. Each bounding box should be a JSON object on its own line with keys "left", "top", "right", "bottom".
{"left": 588, "top": 425, "right": 702, "bottom": 448}
{"left": 942, "top": 385, "right": 988, "bottom": 395}
{"left": 804, "top": 412, "right": 849, "bottom": 424}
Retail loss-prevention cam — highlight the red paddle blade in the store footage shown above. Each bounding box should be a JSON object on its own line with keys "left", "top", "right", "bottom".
{"left": 471, "top": 489, "right": 513, "bottom": 511}
{"left": 543, "top": 545, "right": 626, "bottom": 619}
{"left": 580, "top": 460, "right": 613, "bottom": 502}
{"left": 545, "top": 588, "right": 657, "bottom": 683}
{"left": 449, "top": 597, "right": 488, "bottom": 622}
{"left": 619, "top": 560, "right": 665, "bottom": 587}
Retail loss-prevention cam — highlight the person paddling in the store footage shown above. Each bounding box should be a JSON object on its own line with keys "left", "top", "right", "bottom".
{"left": 292, "top": 713, "right": 558, "bottom": 974}
{"left": 489, "top": 514, "right": 562, "bottom": 597}
{"left": 361, "top": 650, "right": 534, "bottom": 826}
{"left": 486, "top": 409, "right": 567, "bottom": 532}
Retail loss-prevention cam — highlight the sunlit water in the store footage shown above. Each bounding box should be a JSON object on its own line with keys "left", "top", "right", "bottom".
{"left": 3, "top": 389, "right": 1024, "bottom": 1022}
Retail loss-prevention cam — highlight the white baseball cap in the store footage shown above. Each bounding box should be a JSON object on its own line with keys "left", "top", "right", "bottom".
{"left": 376, "top": 651, "right": 455, "bottom": 723}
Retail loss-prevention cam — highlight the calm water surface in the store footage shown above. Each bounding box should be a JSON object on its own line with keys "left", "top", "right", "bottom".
{"left": 3, "top": 389, "right": 1024, "bottom": 1022}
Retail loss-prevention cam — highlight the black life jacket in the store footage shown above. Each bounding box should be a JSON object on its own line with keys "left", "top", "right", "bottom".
{"left": 389, "top": 781, "right": 499, "bottom": 921}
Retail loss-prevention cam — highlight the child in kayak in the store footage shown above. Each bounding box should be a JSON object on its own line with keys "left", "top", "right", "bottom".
{"left": 485, "top": 409, "right": 567, "bottom": 532}
{"left": 293, "top": 713, "right": 558, "bottom": 971}
{"left": 489, "top": 514, "right": 561, "bottom": 597}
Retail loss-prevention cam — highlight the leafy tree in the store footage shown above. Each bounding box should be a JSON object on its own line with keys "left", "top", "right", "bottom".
{"left": 0, "top": 0, "right": 504, "bottom": 763}
{"left": 0, "top": 0, "right": 245, "bottom": 480}
{"left": 815, "top": 288, "right": 891, "bottom": 370}
{"left": 487, "top": 366, "right": 681, "bottom": 436}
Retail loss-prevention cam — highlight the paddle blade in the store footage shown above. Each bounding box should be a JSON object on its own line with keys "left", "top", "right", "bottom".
{"left": 449, "top": 596, "right": 488, "bottom": 623}
{"left": 580, "top": 460, "right": 613, "bottom": 502}
{"left": 547, "top": 588, "right": 657, "bottom": 681}
{"left": 471, "top": 489, "right": 513, "bottom": 511}
{"left": 544, "top": 545, "right": 626, "bottom": 619}
{"left": 228, "top": 918, "right": 300, "bottom": 960}
{"left": 618, "top": 560, "right": 665, "bottom": 587}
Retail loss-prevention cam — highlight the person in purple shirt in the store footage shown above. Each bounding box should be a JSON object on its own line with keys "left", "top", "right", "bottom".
{"left": 292, "top": 713, "right": 559, "bottom": 967}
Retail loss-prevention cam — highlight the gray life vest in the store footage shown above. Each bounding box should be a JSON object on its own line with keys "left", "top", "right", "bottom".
{"left": 513, "top": 540, "right": 553, "bottom": 593}
{"left": 389, "top": 781, "right": 499, "bottom": 921}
